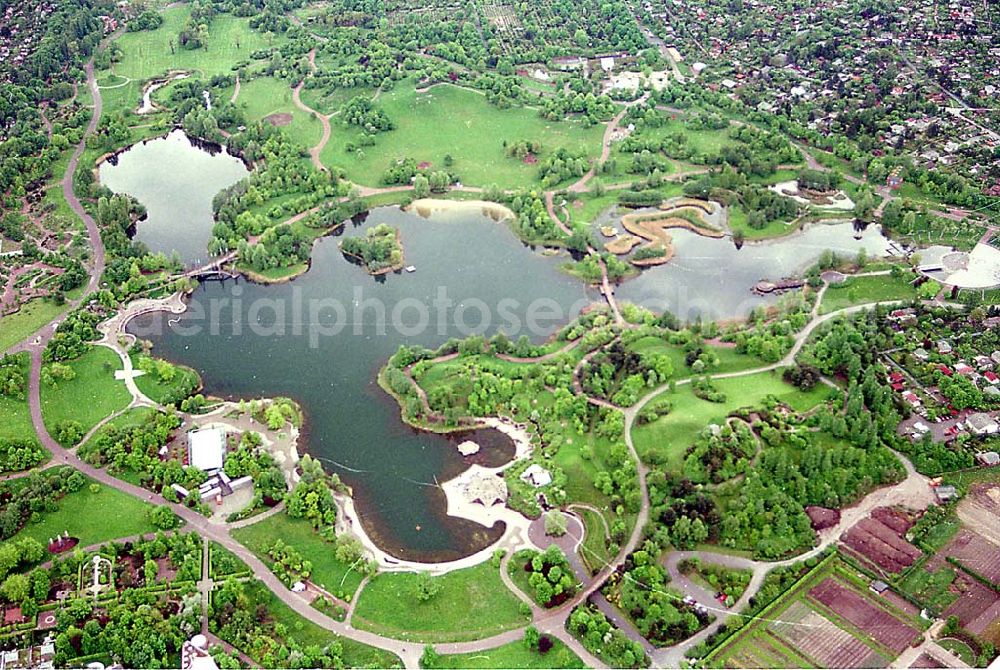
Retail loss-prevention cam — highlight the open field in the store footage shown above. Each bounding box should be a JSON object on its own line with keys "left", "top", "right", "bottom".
{"left": 101, "top": 7, "right": 285, "bottom": 119}
{"left": 351, "top": 561, "right": 530, "bottom": 642}
{"left": 428, "top": 639, "right": 585, "bottom": 669}
{"left": 819, "top": 273, "right": 919, "bottom": 314}
{"left": 40, "top": 346, "right": 132, "bottom": 444}
{"left": 0, "top": 299, "right": 68, "bottom": 352}
{"left": 631, "top": 369, "right": 830, "bottom": 470}
{"left": 234, "top": 76, "right": 323, "bottom": 151}
{"left": 320, "top": 82, "right": 605, "bottom": 188}
{"left": 232, "top": 513, "right": 366, "bottom": 599}
{"left": 14, "top": 473, "right": 158, "bottom": 546}
{"left": 0, "top": 353, "right": 36, "bottom": 444}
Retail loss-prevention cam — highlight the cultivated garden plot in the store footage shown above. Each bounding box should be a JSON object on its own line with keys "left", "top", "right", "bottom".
{"left": 807, "top": 578, "right": 921, "bottom": 654}
{"left": 769, "top": 601, "right": 887, "bottom": 668}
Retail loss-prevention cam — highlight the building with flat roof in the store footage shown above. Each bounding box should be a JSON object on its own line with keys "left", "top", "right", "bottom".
{"left": 187, "top": 427, "right": 226, "bottom": 472}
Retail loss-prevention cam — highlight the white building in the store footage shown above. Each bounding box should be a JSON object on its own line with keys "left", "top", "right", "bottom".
{"left": 520, "top": 464, "right": 553, "bottom": 488}
{"left": 187, "top": 427, "right": 226, "bottom": 472}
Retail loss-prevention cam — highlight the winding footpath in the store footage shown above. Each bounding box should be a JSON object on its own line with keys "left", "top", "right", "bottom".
{"left": 292, "top": 49, "right": 332, "bottom": 172}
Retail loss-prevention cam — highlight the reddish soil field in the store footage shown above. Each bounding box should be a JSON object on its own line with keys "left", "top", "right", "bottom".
{"left": 841, "top": 516, "right": 922, "bottom": 573}
{"left": 941, "top": 528, "right": 1000, "bottom": 582}
{"left": 871, "top": 506, "right": 916, "bottom": 535}
{"left": 943, "top": 572, "right": 1000, "bottom": 637}
{"left": 806, "top": 506, "right": 840, "bottom": 530}
{"left": 809, "top": 578, "right": 920, "bottom": 653}
{"left": 910, "top": 652, "right": 945, "bottom": 668}
{"left": 770, "top": 601, "right": 886, "bottom": 668}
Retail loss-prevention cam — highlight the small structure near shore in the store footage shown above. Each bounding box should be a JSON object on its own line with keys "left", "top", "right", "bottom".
{"left": 456, "top": 440, "right": 480, "bottom": 456}
{"left": 459, "top": 467, "right": 508, "bottom": 507}
{"left": 753, "top": 277, "right": 805, "bottom": 295}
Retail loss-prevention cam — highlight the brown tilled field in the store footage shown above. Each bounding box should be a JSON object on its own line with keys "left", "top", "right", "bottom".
{"left": 841, "top": 515, "right": 923, "bottom": 573}
{"left": 809, "top": 578, "right": 920, "bottom": 653}
{"left": 943, "top": 571, "right": 1000, "bottom": 639}
{"left": 940, "top": 528, "right": 1000, "bottom": 582}
{"left": 770, "top": 601, "right": 887, "bottom": 668}
{"left": 957, "top": 483, "right": 1000, "bottom": 546}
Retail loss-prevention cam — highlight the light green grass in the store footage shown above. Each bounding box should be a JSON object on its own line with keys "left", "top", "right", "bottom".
{"left": 105, "top": 7, "right": 285, "bottom": 119}
{"left": 625, "top": 335, "right": 761, "bottom": 377}
{"left": 15, "top": 473, "right": 158, "bottom": 546}
{"left": 428, "top": 639, "right": 585, "bottom": 669}
{"left": 728, "top": 204, "right": 800, "bottom": 240}
{"left": 234, "top": 76, "right": 323, "bottom": 150}
{"left": 632, "top": 369, "right": 829, "bottom": 470}
{"left": 0, "top": 299, "right": 68, "bottom": 352}
{"left": 352, "top": 561, "right": 530, "bottom": 642}
{"left": 40, "top": 346, "right": 131, "bottom": 444}
{"left": 321, "top": 82, "right": 604, "bottom": 189}
{"left": 232, "top": 513, "right": 365, "bottom": 600}
{"left": 819, "top": 273, "right": 918, "bottom": 314}
{"left": 0, "top": 353, "right": 36, "bottom": 444}
{"left": 132, "top": 356, "right": 201, "bottom": 406}
{"left": 577, "top": 507, "right": 612, "bottom": 576}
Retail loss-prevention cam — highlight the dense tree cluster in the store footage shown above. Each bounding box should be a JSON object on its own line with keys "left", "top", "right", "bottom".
{"left": 339, "top": 223, "right": 402, "bottom": 273}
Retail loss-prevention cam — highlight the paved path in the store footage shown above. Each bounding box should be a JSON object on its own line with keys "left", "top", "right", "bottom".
{"left": 291, "top": 49, "right": 331, "bottom": 172}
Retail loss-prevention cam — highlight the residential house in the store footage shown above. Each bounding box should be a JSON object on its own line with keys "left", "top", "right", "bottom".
{"left": 967, "top": 413, "right": 999, "bottom": 435}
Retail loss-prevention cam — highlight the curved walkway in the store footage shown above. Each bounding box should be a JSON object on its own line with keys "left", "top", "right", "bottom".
{"left": 291, "top": 49, "right": 332, "bottom": 172}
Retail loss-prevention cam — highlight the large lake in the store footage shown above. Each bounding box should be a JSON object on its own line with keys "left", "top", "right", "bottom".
{"left": 115, "top": 134, "right": 889, "bottom": 560}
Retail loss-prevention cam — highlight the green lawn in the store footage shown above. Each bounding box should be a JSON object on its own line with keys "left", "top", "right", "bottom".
{"left": 0, "top": 299, "right": 68, "bottom": 352}
{"left": 728, "top": 204, "right": 799, "bottom": 240}
{"left": 0, "top": 353, "right": 37, "bottom": 444}
{"left": 320, "top": 82, "right": 605, "bottom": 189}
{"left": 240, "top": 581, "right": 401, "bottom": 668}
{"left": 427, "top": 639, "right": 585, "bottom": 669}
{"left": 819, "top": 273, "right": 918, "bottom": 314}
{"left": 40, "top": 346, "right": 132, "bottom": 445}
{"left": 232, "top": 513, "right": 366, "bottom": 600}
{"left": 625, "top": 335, "right": 761, "bottom": 376}
{"left": 631, "top": 369, "right": 830, "bottom": 470}
{"left": 103, "top": 7, "right": 286, "bottom": 118}
{"left": 15, "top": 473, "right": 159, "bottom": 547}
{"left": 352, "top": 562, "right": 530, "bottom": 642}
{"left": 576, "top": 507, "right": 612, "bottom": 576}
{"left": 132, "top": 355, "right": 201, "bottom": 406}
{"left": 233, "top": 76, "right": 323, "bottom": 151}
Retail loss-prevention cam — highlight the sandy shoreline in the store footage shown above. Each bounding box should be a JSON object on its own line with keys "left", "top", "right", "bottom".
{"left": 406, "top": 198, "right": 515, "bottom": 222}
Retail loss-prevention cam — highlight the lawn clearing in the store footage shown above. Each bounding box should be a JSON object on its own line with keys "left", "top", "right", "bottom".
{"left": 0, "top": 352, "right": 37, "bottom": 444}
{"left": 0, "top": 299, "right": 68, "bottom": 352}
{"left": 820, "top": 272, "right": 918, "bottom": 314}
{"left": 429, "top": 639, "right": 584, "bottom": 669}
{"left": 632, "top": 369, "right": 829, "bottom": 470}
{"left": 15, "top": 473, "right": 158, "bottom": 546}
{"left": 351, "top": 561, "right": 530, "bottom": 642}
{"left": 320, "top": 82, "right": 604, "bottom": 189}
{"left": 232, "top": 513, "right": 366, "bottom": 600}
{"left": 132, "top": 355, "right": 201, "bottom": 406}
{"left": 40, "top": 346, "right": 131, "bottom": 445}
{"left": 233, "top": 76, "right": 323, "bottom": 151}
